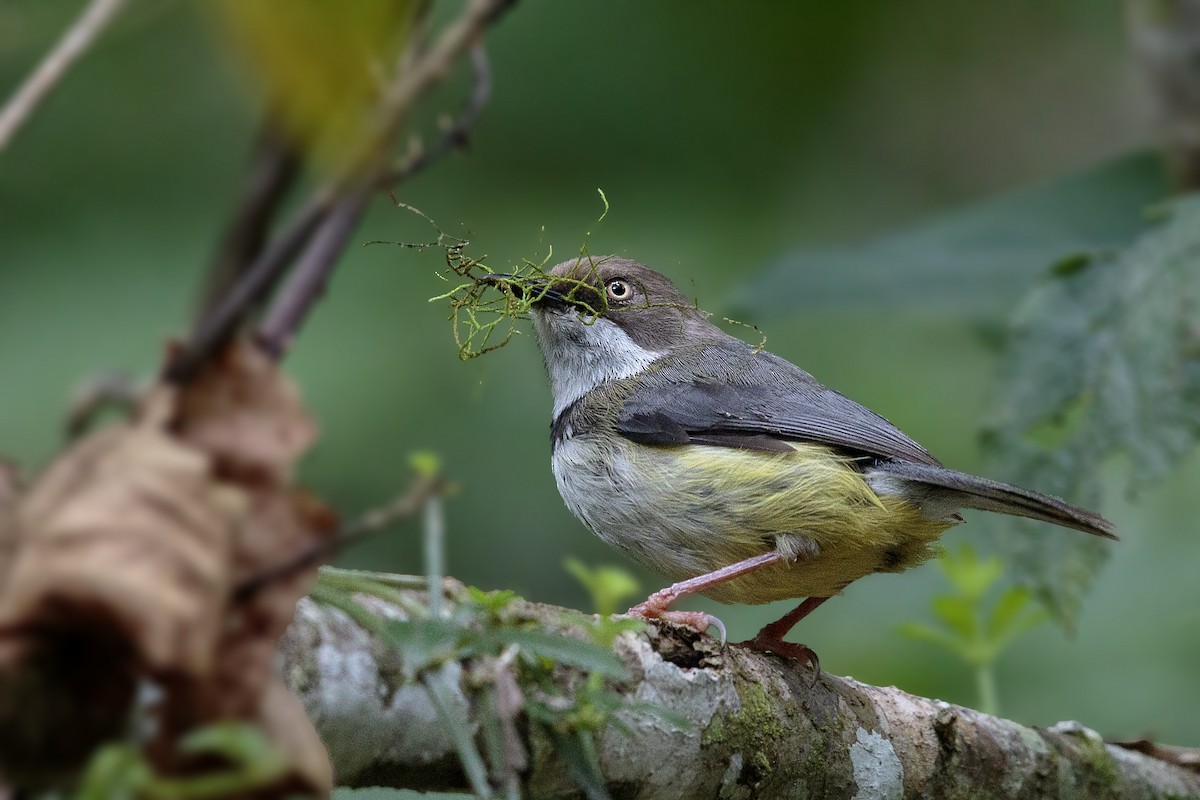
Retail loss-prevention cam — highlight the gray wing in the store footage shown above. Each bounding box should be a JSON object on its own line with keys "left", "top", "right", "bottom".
{"left": 616, "top": 340, "right": 942, "bottom": 466}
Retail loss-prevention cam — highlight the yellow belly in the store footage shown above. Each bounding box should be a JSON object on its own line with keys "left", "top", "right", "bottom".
{"left": 553, "top": 438, "right": 956, "bottom": 604}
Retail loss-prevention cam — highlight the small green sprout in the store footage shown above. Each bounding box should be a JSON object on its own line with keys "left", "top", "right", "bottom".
{"left": 75, "top": 723, "right": 289, "bottom": 800}
{"left": 564, "top": 558, "right": 640, "bottom": 618}
{"left": 898, "top": 544, "right": 1047, "bottom": 716}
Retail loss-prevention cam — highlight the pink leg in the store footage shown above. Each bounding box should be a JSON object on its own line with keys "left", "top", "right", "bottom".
{"left": 739, "top": 596, "right": 831, "bottom": 678}
{"left": 627, "top": 551, "right": 787, "bottom": 642}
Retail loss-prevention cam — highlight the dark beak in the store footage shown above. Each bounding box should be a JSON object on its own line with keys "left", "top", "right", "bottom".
{"left": 482, "top": 273, "right": 571, "bottom": 309}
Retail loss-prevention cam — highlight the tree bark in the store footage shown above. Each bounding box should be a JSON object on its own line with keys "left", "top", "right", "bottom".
{"left": 280, "top": 583, "right": 1200, "bottom": 799}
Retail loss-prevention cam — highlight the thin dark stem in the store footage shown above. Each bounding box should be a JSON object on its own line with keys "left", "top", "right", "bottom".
{"left": 0, "top": 0, "right": 128, "bottom": 154}
{"left": 164, "top": 194, "right": 330, "bottom": 383}
{"left": 62, "top": 372, "right": 141, "bottom": 440}
{"left": 173, "top": 0, "right": 516, "bottom": 379}
{"left": 196, "top": 121, "right": 302, "bottom": 321}
{"left": 234, "top": 473, "right": 443, "bottom": 603}
{"left": 254, "top": 187, "right": 373, "bottom": 359}
{"left": 378, "top": 44, "right": 493, "bottom": 190}
{"left": 254, "top": 44, "right": 496, "bottom": 358}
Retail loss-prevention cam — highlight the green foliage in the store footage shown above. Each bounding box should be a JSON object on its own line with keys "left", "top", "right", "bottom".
{"left": 314, "top": 572, "right": 637, "bottom": 799}
{"left": 564, "top": 558, "right": 641, "bottom": 617}
{"left": 76, "top": 723, "right": 290, "bottom": 800}
{"left": 982, "top": 195, "right": 1200, "bottom": 629}
{"left": 731, "top": 152, "right": 1168, "bottom": 319}
{"left": 312, "top": 536, "right": 657, "bottom": 799}
{"left": 409, "top": 450, "right": 443, "bottom": 477}
{"left": 899, "top": 546, "right": 1046, "bottom": 715}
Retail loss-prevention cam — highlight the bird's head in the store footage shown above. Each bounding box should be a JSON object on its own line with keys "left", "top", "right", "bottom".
{"left": 486, "top": 257, "right": 722, "bottom": 416}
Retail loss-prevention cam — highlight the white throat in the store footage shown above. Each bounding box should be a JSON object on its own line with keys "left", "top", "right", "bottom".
{"left": 532, "top": 311, "right": 662, "bottom": 419}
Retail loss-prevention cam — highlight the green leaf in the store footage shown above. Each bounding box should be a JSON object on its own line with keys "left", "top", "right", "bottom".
{"left": 564, "top": 558, "right": 640, "bottom": 617}
{"left": 983, "top": 195, "right": 1200, "bottom": 629}
{"left": 424, "top": 664, "right": 494, "bottom": 799}
{"left": 467, "top": 586, "right": 521, "bottom": 615}
{"left": 897, "top": 622, "right": 967, "bottom": 656}
{"left": 619, "top": 699, "right": 695, "bottom": 733}
{"left": 178, "top": 723, "right": 289, "bottom": 783}
{"left": 480, "top": 627, "right": 628, "bottom": 680}
{"left": 409, "top": 450, "right": 443, "bottom": 477}
{"left": 76, "top": 744, "right": 149, "bottom": 800}
{"left": 985, "top": 586, "right": 1032, "bottom": 642}
{"left": 938, "top": 546, "right": 1003, "bottom": 602}
{"left": 546, "top": 728, "right": 612, "bottom": 800}
{"left": 730, "top": 152, "right": 1168, "bottom": 319}
{"left": 210, "top": 0, "right": 422, "bottom": 168}
{"left": 378, "top": 618, "right": 469, "bottom": 679}
{"left": 931, "top": 595, "right": 976, "bottom": 640}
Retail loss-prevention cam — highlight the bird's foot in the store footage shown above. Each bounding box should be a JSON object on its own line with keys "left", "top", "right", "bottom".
{"left": 627, "top": 601, "right": 727, "bottom": 644}
{"left": 737, "top": 632, "right": 821, "bottom": 682}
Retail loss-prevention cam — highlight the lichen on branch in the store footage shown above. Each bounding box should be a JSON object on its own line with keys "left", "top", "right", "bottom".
{"left": 281, "top": 577, "right": 1200, "bottom": 800}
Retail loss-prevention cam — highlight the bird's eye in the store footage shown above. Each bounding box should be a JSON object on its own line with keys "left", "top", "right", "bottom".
{"left": 606, "top": 279, "right": 632, "bottom": 301}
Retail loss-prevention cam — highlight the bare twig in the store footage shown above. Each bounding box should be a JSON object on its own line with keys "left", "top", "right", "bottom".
{"left": 0, "top": 0, "right": 129, "bottom": 154}
{"left": 379, "top": 44, "right": 493, "bottom": 190}
{"left": 174, "top": 0, "right": 517, "bottom": 377}
{"left": 283, "top": 590, "right": 1200, "bottom": 798}
{"left": 62, "top": 373, "right": 143, "bottom": 440}
{"left": 164, "top": 193, "right": 331, "bottom": 383}
{"left": 234, "top": 472, "right": 444, "bottom": 603}
{"left": 255, "top": 187, "right": 373, "bottom": 358}
{"left": 196, "top": 121, "right": 302, "bottom": 320}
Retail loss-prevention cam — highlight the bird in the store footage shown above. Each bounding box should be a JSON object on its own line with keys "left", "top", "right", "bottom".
{"left": 486, "top": 257, "right": 1115, "bottom": 670}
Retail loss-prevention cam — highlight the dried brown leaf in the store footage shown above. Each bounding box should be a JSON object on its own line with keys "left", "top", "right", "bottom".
{"left": 160, "top": 488, "right": 334, "bottom": 725}
{"left": 0, "top": 460, "right": 23, "bottom": 586}
{"left": 0, "top": 392, "right": 246, "bottom": 785}
{"left": 153, "top": 338, "right": 334, "bottom": 795}
{"left": 170, "top": 338, "right": 316, "bottom": 482}
{"left": 0, "top": 338, "right": 334, "bottom": 792}
{"left": 258, "top": 676, "right": 334, "bottom": 793}
{"left": 0, "top": 390, "right": 245, "bottom": 674}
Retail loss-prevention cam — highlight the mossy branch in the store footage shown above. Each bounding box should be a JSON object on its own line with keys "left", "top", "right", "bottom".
{"left": 280, "top": 575, "right": 1200, "bottom": 799}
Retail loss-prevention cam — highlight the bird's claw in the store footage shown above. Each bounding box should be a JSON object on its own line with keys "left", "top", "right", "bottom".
{"left": 627, "top": 603, "right": 727, "bottom": 644}
{"left": 737, "top": 634, "right": 821, "bottom": 684}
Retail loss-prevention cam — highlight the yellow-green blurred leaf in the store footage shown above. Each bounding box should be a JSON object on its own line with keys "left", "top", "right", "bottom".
{"left": 564, "top": 558, "right": 640, "bottom": 617}
{"left": 211, "top": 0, "right": 421, "bottom": 168}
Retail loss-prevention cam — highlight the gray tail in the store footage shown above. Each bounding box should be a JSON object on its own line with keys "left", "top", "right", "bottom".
{"left": 872, "top": 461, "right": 1117, "bottom": 540}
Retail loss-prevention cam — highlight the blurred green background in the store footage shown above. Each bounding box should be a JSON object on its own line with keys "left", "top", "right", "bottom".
{"left": 3, "top": 0, "right": 1198, "bottom": 763}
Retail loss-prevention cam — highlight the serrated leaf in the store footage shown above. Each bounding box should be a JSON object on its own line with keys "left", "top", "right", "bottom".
{"left": 730, "top": 152, "right": 1168, "bottom": 318}
{"left": 984, "top": 196, "right": 1200, "bottom": 629}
